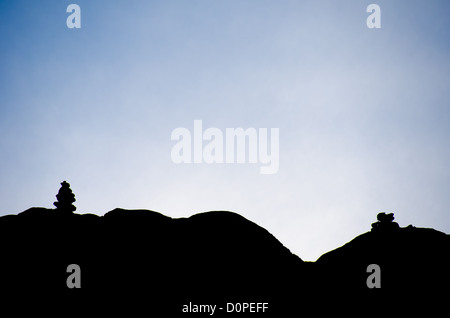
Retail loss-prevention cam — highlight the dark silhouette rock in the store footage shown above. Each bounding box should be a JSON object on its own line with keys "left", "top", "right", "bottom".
{"left": 0, "top": 208, "right": 448, "bottom": 315}
{"left": 371, "top": 212, "right": 400, "bottom": 232}
{"left": 53, "top": 181, "right": 76, "bottom": 214}
{"left": 0, "top": 207, "right": 305, "bottom": 315}
{"left": 316, "top": 214, "right": 449, "bottom": 313}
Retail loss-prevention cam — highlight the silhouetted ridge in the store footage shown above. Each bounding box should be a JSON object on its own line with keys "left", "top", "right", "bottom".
{"left": 0, "top": 208, "right": 448, "bottom": 315}
{"left": 0, "top": 208, "right": 303, "bottom": 303}
{"left": 314, "top": 213, "right": 450, "bottom": 311}
{"left": 186, "top": 211, "right": 296, "bottom": 260}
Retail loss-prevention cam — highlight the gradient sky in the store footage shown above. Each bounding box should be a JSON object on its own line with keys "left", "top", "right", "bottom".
{"left": 1, "top": 0, "right": 450, "bottom": 261}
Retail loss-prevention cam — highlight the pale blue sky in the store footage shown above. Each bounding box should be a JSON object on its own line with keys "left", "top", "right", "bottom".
{"left": 1, "top": 1, "right": 450, "bottom": 260}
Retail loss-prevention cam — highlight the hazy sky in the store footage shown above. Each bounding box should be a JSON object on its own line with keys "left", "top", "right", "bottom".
{"left": 1, "top": 0, "right": 450, "bottom": 261}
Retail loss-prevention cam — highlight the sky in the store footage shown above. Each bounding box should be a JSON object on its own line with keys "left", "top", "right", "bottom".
{"left": 1, "top": 0, "right": 450, "bottom": 261}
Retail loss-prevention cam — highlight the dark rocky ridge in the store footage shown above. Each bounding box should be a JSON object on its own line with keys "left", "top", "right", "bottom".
{"left": 0, "top": 207, "right": 448, "bottom": 315}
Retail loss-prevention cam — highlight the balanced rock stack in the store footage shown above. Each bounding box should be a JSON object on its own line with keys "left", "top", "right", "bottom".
{"left": 53, "top": 180, "right": 76, "bottom": 214}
